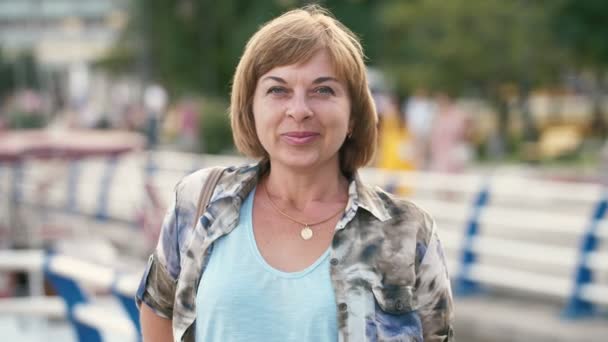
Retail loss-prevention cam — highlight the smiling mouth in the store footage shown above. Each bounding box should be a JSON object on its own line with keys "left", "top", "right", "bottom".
{"left": 281, "top": 132, "right": 320, "bottom": 145}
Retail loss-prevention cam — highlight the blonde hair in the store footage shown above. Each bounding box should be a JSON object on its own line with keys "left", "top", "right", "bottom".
{"left": 230, "top": 5, "right": 377, "bottom": 174}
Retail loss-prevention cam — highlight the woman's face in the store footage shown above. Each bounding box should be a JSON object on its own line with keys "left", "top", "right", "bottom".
{"left": 252, "top": 49, "right": 351, "bottom": 172}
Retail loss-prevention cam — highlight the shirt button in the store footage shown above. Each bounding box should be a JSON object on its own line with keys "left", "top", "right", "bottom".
{"left": 395, "top": 300, "right": 404, "bottom": 311}
{"left": 330, "top": 258, "right": 339, "bottom": 266}
{"left": 338, "top": 303, "right": 348, "bottom": 311}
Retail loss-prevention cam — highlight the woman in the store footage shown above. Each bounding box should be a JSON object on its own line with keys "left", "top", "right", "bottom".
{"left": 137, "top": 6, "right": 454, "bottom": 342}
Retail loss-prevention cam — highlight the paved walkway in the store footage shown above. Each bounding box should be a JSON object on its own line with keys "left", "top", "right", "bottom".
{"left": 454, "top": 294, "right": 608, "bottom": 342}
{"left": 0, "top": 316, "right": 73, "bottom": 341}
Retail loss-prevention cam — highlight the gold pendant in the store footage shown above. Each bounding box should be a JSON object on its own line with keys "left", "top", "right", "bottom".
{"left": 300, "top": 226, "right": 313, "bottom": 240}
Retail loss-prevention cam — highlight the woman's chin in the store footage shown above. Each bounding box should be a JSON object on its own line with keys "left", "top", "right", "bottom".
{"left": 272, "top": 152, "right": 324, "bottom": 171}
{"left": 279, "top": 159, "right": 319, "bottom": 171}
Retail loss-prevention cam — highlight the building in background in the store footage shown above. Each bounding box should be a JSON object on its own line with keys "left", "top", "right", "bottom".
{"left": 0, "top": 0, "right": 129, "bottom": 125}
{"left": 0, "top": 0, "right": 126, "bottom": 67}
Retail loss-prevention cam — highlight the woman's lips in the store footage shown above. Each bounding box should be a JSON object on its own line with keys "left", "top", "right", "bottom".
{"left": 281, "top": 132, "right": 320, "bottom": 145}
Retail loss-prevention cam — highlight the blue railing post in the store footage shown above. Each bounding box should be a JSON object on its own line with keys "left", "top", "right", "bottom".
{"left": 44, "top": 252, "right": 103, "bottom": 342}
{"left": 95, "top": 156, "right": 118, "bottom": 221}
{"left": 562, "top": 191, "right": 607, "bottom": 319}
{"left": 454, "top": 184, "right": 490, "bottom": 296}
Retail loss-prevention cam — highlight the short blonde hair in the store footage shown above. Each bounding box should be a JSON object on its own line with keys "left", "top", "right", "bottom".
{"left": 230, "top": 5, "right": 377, "bottom": 174}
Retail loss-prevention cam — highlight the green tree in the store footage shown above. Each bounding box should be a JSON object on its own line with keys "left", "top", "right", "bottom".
{"left": 0, "top": 48, "right": 15, "bottom": 101}
{"left": 377, "top": 0, "right": 565, "bottom": 155}
{"left": 554, "top": 0, "right": 608, "bottom": 138}
{"left": 0, "top": 48, "right": 40, "bottom": 99}
{"left": 322, "top": 0, "right": 382, "bottom": 63}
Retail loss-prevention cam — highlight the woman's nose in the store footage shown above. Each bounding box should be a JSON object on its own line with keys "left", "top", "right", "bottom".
{"left": 285, "top": 92, "right": 313, "bottom": 121}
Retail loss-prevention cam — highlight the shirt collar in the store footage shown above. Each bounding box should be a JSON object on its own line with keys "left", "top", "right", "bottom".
{"left": 350, "top": 172, "right": 392, "bottom": 222}
{"left": 209, "top": 161, "right": 392, "bottom": 222}
{"left": 207, "top": 162, "right": 263, "bottom": 205}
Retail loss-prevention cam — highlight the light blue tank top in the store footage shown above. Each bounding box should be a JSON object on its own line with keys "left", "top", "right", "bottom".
{"left": 195, "top": 187, "right": 338, "bottom": 342}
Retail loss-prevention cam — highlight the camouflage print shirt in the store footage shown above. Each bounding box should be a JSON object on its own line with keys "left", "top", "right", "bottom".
{"left": 136, "top": 162, "right": 454, "bottom": 342}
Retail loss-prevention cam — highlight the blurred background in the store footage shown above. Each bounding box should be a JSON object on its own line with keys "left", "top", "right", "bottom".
{"left": 0, "top": 1, "right": 607, "bottom": 341}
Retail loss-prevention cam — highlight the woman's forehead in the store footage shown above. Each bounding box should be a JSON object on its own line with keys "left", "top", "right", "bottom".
{"left": 258, "top": 50, "right": 346, "bottom": 83}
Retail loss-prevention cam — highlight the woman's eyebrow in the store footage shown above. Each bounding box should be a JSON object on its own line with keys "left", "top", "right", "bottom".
{"left": 261, "top": 76, "right": 287, "bottom": 84}
{"left": 313, "top": 76, "right": 339, "bottom": 84}
{"left": 261, "top": 76, "right": 340, "bottom": 84}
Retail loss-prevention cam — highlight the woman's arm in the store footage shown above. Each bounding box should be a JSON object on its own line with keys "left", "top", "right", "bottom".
{"left": 141, "top": 303, "right": 173, "bottom": 341}
{"left": 136, "top": 183, "right": 183, "bottom": 341}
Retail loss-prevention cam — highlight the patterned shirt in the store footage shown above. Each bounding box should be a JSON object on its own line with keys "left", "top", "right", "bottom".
{"left": 136, "top": 162, "right": 455, "bottom": 342}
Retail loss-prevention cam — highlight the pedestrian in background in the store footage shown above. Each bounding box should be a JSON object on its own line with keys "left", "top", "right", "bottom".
{"left": 144, "top": 83, "right": 168, "bottom": 149}
{"left": 377, "top": 96, "right": 416, "bottom": 172}
{"left": 430, "top": 93, "right": 472, "bottom": 173}
{"left": 403, "top": 88, "right": 436, "bottom": 169}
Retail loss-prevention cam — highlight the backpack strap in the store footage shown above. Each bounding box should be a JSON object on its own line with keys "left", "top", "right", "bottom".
{"left": 194, "top": 167, "right": 225, "bottom": 227}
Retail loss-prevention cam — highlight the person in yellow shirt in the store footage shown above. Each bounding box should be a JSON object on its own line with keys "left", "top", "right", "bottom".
{"left": 377, "top": 97, "right": 415, "bottom": 171}
{"left": 376, "top": 96, "right": 415, "bottom": 195}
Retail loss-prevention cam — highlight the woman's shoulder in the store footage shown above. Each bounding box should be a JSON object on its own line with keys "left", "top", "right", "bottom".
{"left": 174, "top": 163, "right": 258, "bottom": 205}
{"left": 175, "top": 167, "right": 224, "bottom": 196}
{"left": 366, "top": 185, "right": 436, "bottom": 245}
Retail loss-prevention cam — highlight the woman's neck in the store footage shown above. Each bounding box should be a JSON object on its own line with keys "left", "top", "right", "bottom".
{"left": 262, "top": 160, "right": 349, "bottom": 211}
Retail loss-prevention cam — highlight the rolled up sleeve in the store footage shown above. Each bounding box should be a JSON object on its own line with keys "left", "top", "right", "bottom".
{"left": 135, "top": 185, "right": 181, "bottom": 319}
{"left": 416, "top": 220, "right": 455, "bottom": 341}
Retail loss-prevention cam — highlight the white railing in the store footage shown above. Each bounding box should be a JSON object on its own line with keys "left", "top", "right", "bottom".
{"left": 361, "top": 167, "right": 607, "bottom": 318}
{"left": 0, "top": 249, "right": 141, "bottom": 341}
{"left": 1, "top": 150, "right": 606, "bottom": 341}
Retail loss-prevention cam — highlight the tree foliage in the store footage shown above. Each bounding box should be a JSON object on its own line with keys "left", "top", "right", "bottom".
{"left": 553, "top": 0, "right": 608, "bottom": 137}
{"left": 377, "top": 0, "right": 565, "bottom": 97}
{"left": 0, "top": 48, "right": 40, "bottom": 100}
{"left": 104, "top": 0, "right": 608, "bottom": 103}
{"left": 553, "top": 0, "right": 608, "bottom": 69}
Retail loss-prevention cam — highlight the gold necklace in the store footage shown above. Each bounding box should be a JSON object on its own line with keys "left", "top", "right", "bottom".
{"left": 263, "top": 181, "right": 345, "bottom": 240}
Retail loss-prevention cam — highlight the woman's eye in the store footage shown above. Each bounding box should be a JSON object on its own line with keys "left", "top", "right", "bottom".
{"left": 267, "top": 86, "right": 287, "bottom": 94}
{"left": 315, "top": 86, "right": 335, "bottom": 95}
